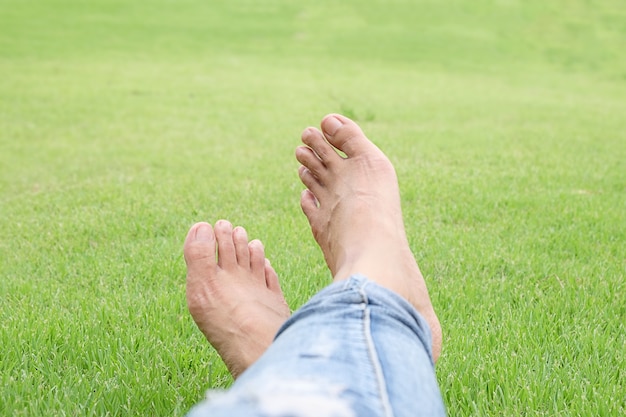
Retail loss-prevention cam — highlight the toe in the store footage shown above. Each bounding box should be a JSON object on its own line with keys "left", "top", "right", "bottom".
{"left": 295, "top": 146, "right": 326, "bottom": 179}
{"left": 184, "top": 222, "right": 217, "bottom": 274}
{"left": 214, "top": 220, "right": 237, "bottom": 269}
{"left": 301, "top": 127, "right": 342, "bottom": 164}
{"left": 321, "top": 114, "right": 378, "bottom": 157}
{"left": 264, "top": 259, "right": 282, "bottom": 293}
{"left": 248, "top": 239, "right": 266, "bottom": 279}
{"left": 233, "top": 226, "right": 250, "bottom": 268}
{"left": 184, "top": 223, "right": 217, "bottom": 314}
{"left": 298, "top": 165, "right": 324, "bottom": 195}
{"left": 300, "top": 189, "right": 319, "bottom": 221}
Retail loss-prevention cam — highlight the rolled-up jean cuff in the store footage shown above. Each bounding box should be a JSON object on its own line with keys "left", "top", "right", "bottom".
{"left": 276, "top": 274, "right": 435, "bottom": 364}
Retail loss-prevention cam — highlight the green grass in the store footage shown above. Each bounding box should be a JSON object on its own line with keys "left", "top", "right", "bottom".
{"left": 1, "top": 0, "right": 625, "bottom": 415}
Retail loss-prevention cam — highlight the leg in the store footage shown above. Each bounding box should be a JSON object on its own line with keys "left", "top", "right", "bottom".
{"left": 185, "top": 114, "right": 445, "bottom": 416}
{"left": 189, "top": 276, "right": 445, "bottom": 417}
{"left": 295, "top": 114, "right": 442, "bottom": 360}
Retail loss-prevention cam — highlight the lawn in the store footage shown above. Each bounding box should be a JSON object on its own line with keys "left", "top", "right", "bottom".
{"left": 1, "top": 0, "right": 624, "bottom": 415}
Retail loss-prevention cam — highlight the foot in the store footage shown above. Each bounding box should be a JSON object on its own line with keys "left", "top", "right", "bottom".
{"left": 184, "top": 220, "right": 291, "bottom": 378}
{"left": 295, "top": 114, "right": 442, "bottom": 361}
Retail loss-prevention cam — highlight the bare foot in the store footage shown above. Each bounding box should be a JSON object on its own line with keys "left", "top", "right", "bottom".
{"left": 295, "top": 114, "right": 442, "bottom": 361}
{"left": 184, "top": 220, "right": 291, "bottom": 378}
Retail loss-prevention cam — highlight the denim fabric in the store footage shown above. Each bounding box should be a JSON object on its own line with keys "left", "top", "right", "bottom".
{"left": 188, "top": 275, "right": 446, "bottom": 417}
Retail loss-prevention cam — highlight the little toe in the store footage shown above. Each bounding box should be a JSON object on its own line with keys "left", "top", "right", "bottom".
{"left": 233, "top": 226, "right": 250, "bottom": 268}
{"left": 321, "top": 114, "right": 378, "bottom": 157}
{"left": 264, "top": 259, "right": 281, "bottom": 293}
{"left": 214, "top": 220, "right": 237, "bottom": 269}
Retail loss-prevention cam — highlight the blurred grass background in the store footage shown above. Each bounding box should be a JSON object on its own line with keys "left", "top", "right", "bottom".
{"left": 1, "top": 0, "right": 625, "bottom": 415}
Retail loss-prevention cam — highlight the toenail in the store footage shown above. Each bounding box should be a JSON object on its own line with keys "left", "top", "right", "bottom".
{"left": 249, "top": 239, "right": 263, "bottom": 249}
{"left": 216, "top": 220, "right": 231, "bottom": 229}
{"left": 195, "top": 223, "right": 213, "bottom": 241}
{"left": 323, "top": 116, "right": 343, "bottom": 136}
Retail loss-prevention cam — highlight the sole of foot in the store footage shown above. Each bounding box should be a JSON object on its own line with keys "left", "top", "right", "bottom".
{"left": 295, "top": 114, "right": 442, "bottom": 361}
{"left": 184, "top": 220, "right": 291, "bottom": 378}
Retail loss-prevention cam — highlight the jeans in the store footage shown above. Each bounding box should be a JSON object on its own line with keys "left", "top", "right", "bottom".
{"left": 188, "top": 274, "right": 446, "bottom": 417}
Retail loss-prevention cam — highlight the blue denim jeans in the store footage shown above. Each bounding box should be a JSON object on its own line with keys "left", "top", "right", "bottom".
{"left": 188, "top": 275, "right": 446, "bottom": 417}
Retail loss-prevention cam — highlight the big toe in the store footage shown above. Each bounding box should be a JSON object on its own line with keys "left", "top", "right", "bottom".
{"left": 184, "top": 222, "right": 217, "bottom": 303}
{"left": 184, "top": 222, "right": 216, "bottom": 271}
{"left": 321, "top": 114, "right": 379, "bottom": 157}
